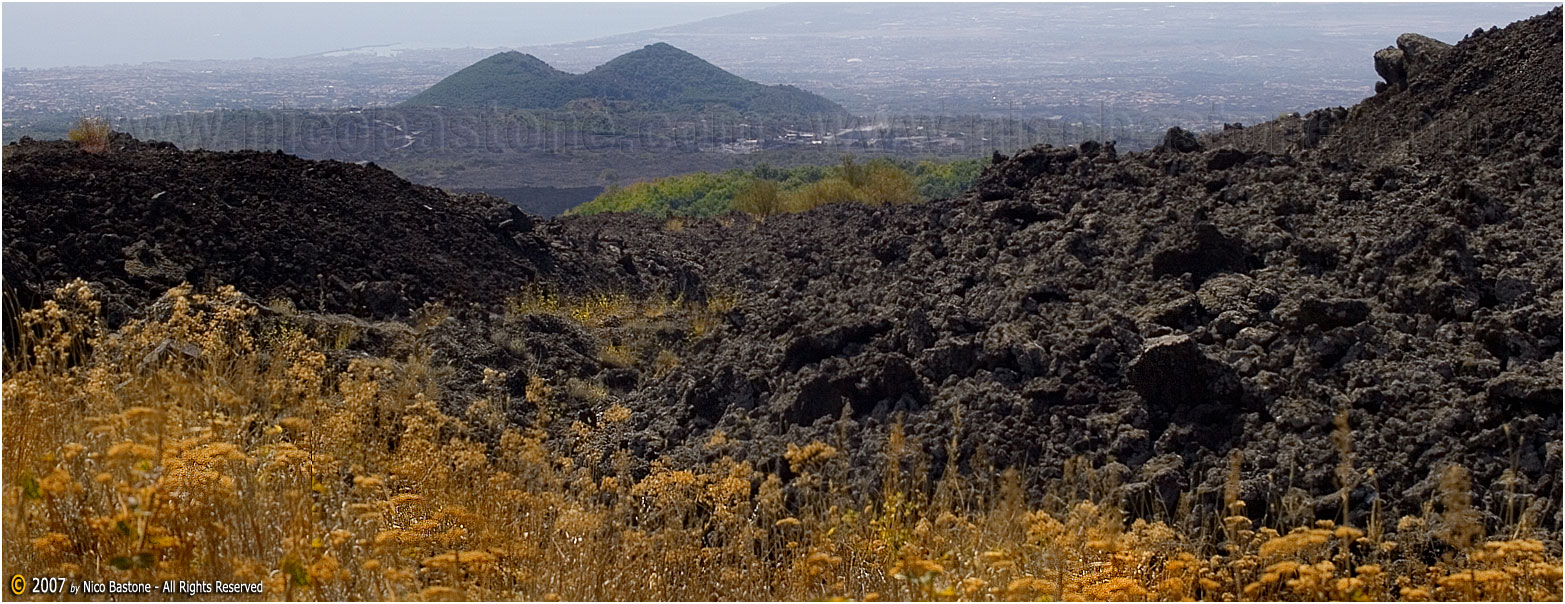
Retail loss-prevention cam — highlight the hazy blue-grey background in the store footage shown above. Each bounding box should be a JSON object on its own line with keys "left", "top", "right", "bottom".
{"left": 4, "top": 2, "right": 1559, "bottom": 205}
{"left": 5, "top": 2, "right": 1558, "bottom": 123}
{"left": 2, "top": 3, "right": 762, "bottom": 68}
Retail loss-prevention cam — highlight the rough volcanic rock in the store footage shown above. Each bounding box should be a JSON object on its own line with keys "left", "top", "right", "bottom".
{"left": 1396, "top": 33, "right": 1454, "bottom": 79}
{"left": 3, "top": 133, "right": 556, "bottom": 322}
{"left": 1126, "top": 334, "right": 1243, "bottom": 418}
{"left": 536, "top": 9, "right": 1562, "bottom": 535}
{"left": 1159, "top": 127, "right": 1203, "bottom": 153}
{"left": 1374, "top": 46, "right": 1408, "bottom": 91}
{"left": 1374, "top": 33, "right": 1454, "bottom": 93}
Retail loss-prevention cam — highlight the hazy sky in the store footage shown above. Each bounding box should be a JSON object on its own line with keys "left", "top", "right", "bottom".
{"left": 2, "top": 3, "right": 765, "bottom": 68}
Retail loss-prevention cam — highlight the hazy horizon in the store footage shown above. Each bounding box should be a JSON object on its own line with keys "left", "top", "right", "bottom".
{"left": 1, "top": 2, "right": 765, "bottom": 69}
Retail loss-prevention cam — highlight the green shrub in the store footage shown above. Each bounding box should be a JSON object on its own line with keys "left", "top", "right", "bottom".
{"left": 858, "top": 159, "right": 921, "bottom": 205}
{"left": 784, "top": 178, "right": 863, "bottom": 213}
{"left": 565, "top": 155, "right": 983, "bottom": 218}
{"left": 835, "top": 155, "right": 870, "bottom": 188}
{"left": 734, "top": 178, "right": 783, "bottom": 218}
{"left": 913, "top": 158, "right": 984, "bottom": 199}
{"left": 566, "top": 171, "right": 740, "bottom": 218}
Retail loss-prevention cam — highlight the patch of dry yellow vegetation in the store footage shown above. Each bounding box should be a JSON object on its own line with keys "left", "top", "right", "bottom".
{"left": 4, "top": 281, "right": 1561, "bottom": 600}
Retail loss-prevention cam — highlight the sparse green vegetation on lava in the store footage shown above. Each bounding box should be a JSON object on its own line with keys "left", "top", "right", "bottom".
{"left": 566, "top": 155, "right": 984, "bottom": 218}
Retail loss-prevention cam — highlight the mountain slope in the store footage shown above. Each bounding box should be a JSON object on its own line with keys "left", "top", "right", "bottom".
{"left": 402, "top": 50, "right": 583, "bottom": 108}
{"left": 401, "top": 43, "right": 845, "bottom": 115}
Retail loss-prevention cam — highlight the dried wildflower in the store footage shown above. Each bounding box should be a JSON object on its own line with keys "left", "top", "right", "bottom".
{"left": 417, "top": 585, "right": 465, "bottom": 601}
{"left": 603, "top": 404, "right": 632, "bottom": 424}
{"left": 892, "top": 557, "right": 943, "bottom": 580}
{"left": 30, "top": 533, "right": 72, "bottom": 558}
{"left": 4, "top": 281, "right": 1560, "bottom": 602}
{"left": 525, "top": 376, "right": 552, "bottom": 404}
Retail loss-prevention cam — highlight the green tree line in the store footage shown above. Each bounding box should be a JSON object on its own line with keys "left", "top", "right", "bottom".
{"left": 566, "top": 156, "right": 984, "bottom": 218}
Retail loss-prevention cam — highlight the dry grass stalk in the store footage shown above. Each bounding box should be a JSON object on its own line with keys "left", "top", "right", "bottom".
{"left": 4, "top": 281, "right": 1561, "bottom": 600}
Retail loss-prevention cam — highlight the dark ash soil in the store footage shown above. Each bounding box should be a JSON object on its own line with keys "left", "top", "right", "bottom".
{"left": 5, "top": 9, "right": 1560, "bottom": 541}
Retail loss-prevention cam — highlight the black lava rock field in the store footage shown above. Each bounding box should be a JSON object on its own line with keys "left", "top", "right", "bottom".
{"left": 2, "top": 134, "right": 553, "bottom": 324}
{"left": 5, "top": 9, "right": 1561, "bottom": 540}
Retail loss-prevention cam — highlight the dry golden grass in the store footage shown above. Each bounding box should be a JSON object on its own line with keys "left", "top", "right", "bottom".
{"left": 4, "top": 280, "right": 1561, "bottom": 601}
{"left": 66, "top": 117, "right": 112, "bottom": 153}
